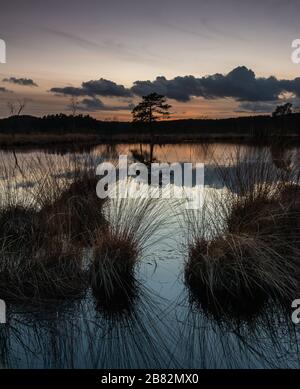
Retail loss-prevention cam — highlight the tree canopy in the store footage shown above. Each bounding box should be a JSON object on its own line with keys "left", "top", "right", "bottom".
{"left": 272, "top": 103, "right": 293, "bottom": 117}
{"left": 132, "top": 93, "right": 171, "bottom": 124}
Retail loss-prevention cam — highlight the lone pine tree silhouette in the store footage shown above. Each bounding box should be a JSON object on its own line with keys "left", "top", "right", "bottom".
{"left": 132, "top": 93, "right": 171, "bottom": 163}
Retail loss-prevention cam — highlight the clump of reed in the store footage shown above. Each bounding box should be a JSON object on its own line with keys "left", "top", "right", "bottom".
{"left": 0, "top": 155, "right": 163, "bottom": 309}
{"left": 0, "top": 204, "right": 36, "bottom": 249}
{"left": 0, "top": 238, "right": 87, "bottom": 303}
{"left": 90, "top": 193, "right": 166, "bottom": 314}
{"left": 185, "top": 146, "right": 300, "bottom": 319}
{"left": 0, "top": 156, "right": 100, "bottom": 303}
{"left": 0, "top": 164, "right": 37, "bottom": 251}
{"left": 35, "top": 168, "right": 107, "bottom": 246}
{"left": 186, "top": 234, "right": 269, "bottom": 319}
{"left": 91, "top": 231, "right": 138, "bottom": 301}
{"left": 28, "top": 238, "right": 87, "bottom": 300}
{"left": 279, "top": 182, "right": 300, "bottom": 219}
{"left": 280, "top": 182, "right": 300, "bottom": 202}
{"left": 90, "top": 232, "right": 138, "bottom": 315}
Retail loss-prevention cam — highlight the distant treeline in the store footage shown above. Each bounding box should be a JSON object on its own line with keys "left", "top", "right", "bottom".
{"left": 0, "top": 113, "right": 300, "bottom": 142}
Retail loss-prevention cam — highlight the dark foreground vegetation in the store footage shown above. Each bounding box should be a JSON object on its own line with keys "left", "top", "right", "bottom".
{"left": 185, "top": 148, "right": 300, "bottom": 320}
{"left": 0, "top": 157, "right": 164, "bottom": 315}
{"left": 0, "top": 142, "right": 300, "bottom": 323}
{"left": 1, "top": 149, "right": 299, "bottom": 368}
{"left": 0, "top": 111, "right": 300, "bottom": 147}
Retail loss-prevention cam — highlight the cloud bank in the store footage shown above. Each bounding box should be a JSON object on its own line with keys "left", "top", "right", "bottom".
{"left": 131, "top": 67, "right": 300, "bottom": 103}
{"left": 51, "top": 78, "right": 131, "bottom": 98}
{"left": 49, "top": 66, "right": 300, "bottom": 112}
{"left": 3, "top": 77, "right": 38, "bottom": 87}
{"left": 50, "top": 66, "right": 300, "bottom": 102}
{"left": 0, "top": 87, "right": 12, "bottom": 93}
{"left": 69, "top": 97, "right": 134, "bottom": 112}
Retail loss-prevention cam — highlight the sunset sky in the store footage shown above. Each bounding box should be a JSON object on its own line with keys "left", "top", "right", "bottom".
{"left": 0, "top": 0, "right": 300, "bottom": 120}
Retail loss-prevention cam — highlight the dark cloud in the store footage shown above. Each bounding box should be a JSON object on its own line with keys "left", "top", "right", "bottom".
{"left": 3, "top": 77, "right": 38, "bottom": 87}
{"left": 72, "top": 97, "right": 134, "bottom": 112}
{"left": 131, "top": 76, "right": 198, "bottom": 102}
{"left": 132, "top": 66, "right": 300, "bottom": 102}
{"left": 236, "top": 101, "right": 277, "bottom": 114}
{"left": 237, "top": 97, "right": 300, "bottom": 114}
{"left": 0, "top": 87, "right": 12, "bottom": 93}
{"left": 77, "top": 98, "right": 105, "bottom": 111}
{"left": 81, "top": 79, "right": 132, "bottom": 97}
{"left": 51, "top": 66, "right": 300, "bottom": 104}
{"left": 51, "top": 78, "right": 132, "bottom": 98}
{"left": 51, "top": 86, "right": 85, "bottom": 96}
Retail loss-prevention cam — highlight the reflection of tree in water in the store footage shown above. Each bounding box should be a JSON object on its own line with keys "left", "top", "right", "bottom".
{"left": 130, "top": 144, "right": 158, "bottom": 186}
{"left": 270, "top": 142, "right": 292, "bottom": 172}
{"left": 131, "top": 143, "right": 157, "bottom": 166}
{"left": 131, "top": 143, "right": 217, "bottom": 166}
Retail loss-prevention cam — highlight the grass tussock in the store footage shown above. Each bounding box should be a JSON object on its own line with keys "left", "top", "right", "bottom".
{"left": 0, "top": 157, "right": 104, "bottom": 303}
{"left": 0, "top": 156, "right": 165, "bottom": 308}
{"left": 90, "top": 194, "right": 166, "bottom": 314}
{"left": 0, "top": 238, "right": 87, "bottom": 303}
{"left": 280, "top": 183, "right": 300, "bottom": 209}
{"left": 90, "top": 243, "right": 137, "bottom": 315}
{"left": 185, "top": 146, "right": 300, "bottom": 319}
{"left": 0, "top": 204, "right": 37, "bottom": 248}
{"left": 91, "top": 231, "right": 138, "bottom": 313}
{"left": 37, "top": 173, "right": 107, "bottom": 245}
